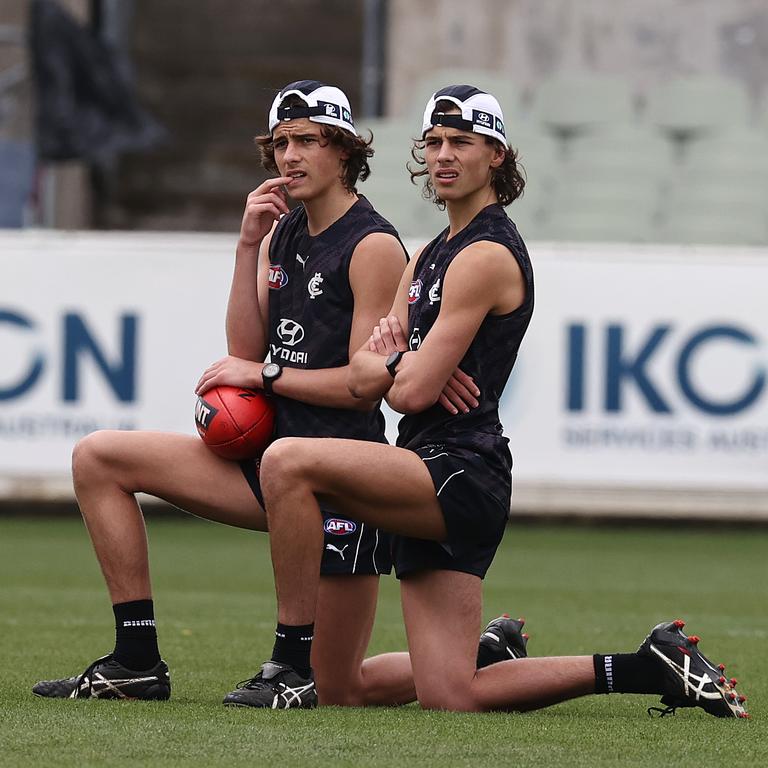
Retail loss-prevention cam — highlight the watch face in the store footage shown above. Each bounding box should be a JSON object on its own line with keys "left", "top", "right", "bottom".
{"left": 263, "top": 363, "right": 280, "bottom": 379}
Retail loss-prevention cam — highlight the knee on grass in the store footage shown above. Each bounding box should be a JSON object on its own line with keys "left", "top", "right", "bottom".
{"left": 315, "top": 675, "right": 367, "bottom": 708}
{"left": 416, "top": 685, "right": 482, "bottom": 713}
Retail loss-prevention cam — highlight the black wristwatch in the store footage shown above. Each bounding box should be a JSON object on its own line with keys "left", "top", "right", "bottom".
{"left": 261, "top": 362, "right": 283, "bottom": 394}
{"left": 385, "top": 350, "right": 405, "bottom": 378}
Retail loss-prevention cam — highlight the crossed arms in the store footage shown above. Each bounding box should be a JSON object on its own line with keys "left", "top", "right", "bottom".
{"left": 348, "top": 240, "right": 526, "bottom": 415}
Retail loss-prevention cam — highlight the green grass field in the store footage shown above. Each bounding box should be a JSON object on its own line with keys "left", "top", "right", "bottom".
{"left": 0, "top": 516, "right": 765, "bottom": 767}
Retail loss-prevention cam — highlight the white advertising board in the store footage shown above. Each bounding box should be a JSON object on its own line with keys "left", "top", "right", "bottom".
{"left": 1, "top": 231, "right": 766, "bottom": 513}
{"left": 0, "top": 230, "right": 234, "bottom": 481}
{"left": 504, "top": 244, "right": 768, "bottom": 491}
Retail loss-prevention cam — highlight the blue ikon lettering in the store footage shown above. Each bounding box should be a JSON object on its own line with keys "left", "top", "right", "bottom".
{"left": 566, "top": 324, "right": 586, "bottom": 411}
{"left": 0, "top": 310, "right": 45, "bottom": 400}
{"left": 605, "top": 324, "right": 671, "bottom": 413}
{"left": 677, "top": 326, "right": 765, "bottom": 416}
{"left": 566, "top": 322, "right": 765, "bottom": 416}
{"left": 64, "top": 313, "right": 138, "bottom": 402}
{"left": 0, "top": 309, "right": 138, "bottom": 402}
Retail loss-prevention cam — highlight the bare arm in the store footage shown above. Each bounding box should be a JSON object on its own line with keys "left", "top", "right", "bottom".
{"left": 349, "top": 245, "right": 484, "bottom": 414}
{"left": 386, "top": 241, "right": 525, "bottom": 414}
{"left": 226, "top": 178, "right": 291, "bottom": 360}
{"left": 348, "top": 253, "right": 417, "bottom": 401}
{"left": 197, "top": 237, "right": 274, "bottom": 395}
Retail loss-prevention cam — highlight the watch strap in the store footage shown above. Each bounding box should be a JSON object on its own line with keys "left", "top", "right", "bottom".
{"left": 262, "top": 364, "right": 282, "bottom": 395}
{"left": 385, "top": 350, "right": 405, "bottom": 378}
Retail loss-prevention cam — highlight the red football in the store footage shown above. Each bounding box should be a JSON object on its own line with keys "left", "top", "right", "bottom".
{"left": 194, "top": 385, "right": 275, "bottom": 460}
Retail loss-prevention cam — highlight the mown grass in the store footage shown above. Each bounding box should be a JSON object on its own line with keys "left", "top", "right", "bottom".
{"left": 0, "top": 517, "right": 765, "bottom": 767}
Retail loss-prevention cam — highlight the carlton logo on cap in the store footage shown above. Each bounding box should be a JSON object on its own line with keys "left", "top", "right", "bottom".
{"left": 421, "top": 85, "right": 509, "bottom": 148}
{"left": 268, "top": 80, "right": 358, "bottom": 137}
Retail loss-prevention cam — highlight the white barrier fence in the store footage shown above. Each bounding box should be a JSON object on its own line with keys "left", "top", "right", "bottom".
{"left": 2, "top": 230, "right": 767, "bottom": 518}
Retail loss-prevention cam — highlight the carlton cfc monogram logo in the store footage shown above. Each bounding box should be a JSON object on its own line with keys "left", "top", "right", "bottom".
{"left": 308, "top": 272, "right": 324, "bottom": 299}
{"left": 428, "top": 279, "right": 441, "bottom": 305}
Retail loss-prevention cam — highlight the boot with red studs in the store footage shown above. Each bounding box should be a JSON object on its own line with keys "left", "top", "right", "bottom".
{"left": 638, "top": 619, "right": 749, "bottom": 718}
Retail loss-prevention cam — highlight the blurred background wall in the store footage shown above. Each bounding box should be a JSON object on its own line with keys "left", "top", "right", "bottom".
{"left": 4, "top": 0, "right": 768, "bottom": 234}
{"left": 386, "top": 0, "right": 768, "bottom": 115}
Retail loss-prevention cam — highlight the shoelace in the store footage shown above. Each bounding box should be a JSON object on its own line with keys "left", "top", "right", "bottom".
{"left": 235, "top": 673, "right": 276, "bottom": 690}
{"left": 74, "top": 654, "right": 113, "bottom": 695}
{"left": 647, "top": 705, "right": 677, "bottom": 718}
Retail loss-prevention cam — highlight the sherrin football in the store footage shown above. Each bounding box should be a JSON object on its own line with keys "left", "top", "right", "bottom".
{"left": 195, "top": 385, "right": 275, "bottom": 460}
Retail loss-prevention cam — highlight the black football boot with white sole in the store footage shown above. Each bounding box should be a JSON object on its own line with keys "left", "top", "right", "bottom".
{"left": 223, "top": 661, "right": 317, "bottom": 709}
{"left": 33, "top": 654, "right": 170, "bottom": 700}
{"left": 638, "top": 620, "right": 748, "bottom": 718}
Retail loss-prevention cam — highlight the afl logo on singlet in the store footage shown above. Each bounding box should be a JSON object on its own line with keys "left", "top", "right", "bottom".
{"left": 324, "top": 518, "right": 357, "bottom": 536}
{"left": 268, "top": 265, "right": 288, "bottom": 289}
{"left": 408, "top": 279, "right": 423, "bottom": 304}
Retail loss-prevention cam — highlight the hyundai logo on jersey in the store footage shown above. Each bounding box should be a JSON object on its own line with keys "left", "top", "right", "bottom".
{"left": 276, "top": 318, "right": 305, "bottom": 346}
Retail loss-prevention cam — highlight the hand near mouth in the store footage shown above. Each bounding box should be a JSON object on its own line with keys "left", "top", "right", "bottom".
{"left": 239, "top": 177, "right": 292, "bottom": 246}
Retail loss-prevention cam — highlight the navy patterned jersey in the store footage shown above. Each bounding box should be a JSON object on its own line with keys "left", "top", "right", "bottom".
{"left": 396, "top": 204, "right": 534, "bottom": 467}
{"left": 267, "top": 195, "right": 403, "bottom": 441}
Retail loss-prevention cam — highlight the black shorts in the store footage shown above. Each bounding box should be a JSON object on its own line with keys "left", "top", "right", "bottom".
{"left": 240, "top": 459, "right": 392, "bottom": 576}
{"left": 392, "top": 444, "right": 510, "bottom": 580}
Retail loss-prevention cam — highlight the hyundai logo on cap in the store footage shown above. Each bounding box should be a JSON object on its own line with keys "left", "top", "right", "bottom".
{"left": 421, "top": 85, "right": 509, "bottom": 148}
{"left": 268, "top": 80, "right": 358, "bottom": 137}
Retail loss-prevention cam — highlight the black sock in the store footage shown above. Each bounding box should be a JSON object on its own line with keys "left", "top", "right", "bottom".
{"left": 112, "top": 599, "right": 161, "bottom": 671}
{"left": 271, "top": 622, "right": 314, "bottom": 678}
{"left": 593, "top": 653, "right": 667, "bottom": 694}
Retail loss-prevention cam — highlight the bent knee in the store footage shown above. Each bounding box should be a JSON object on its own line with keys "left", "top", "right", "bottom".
{"left": 71, "top": 430, "right": 121, "bottom": 486}
{"left": 260, "top": 437, "right": 314, "bottom": 489}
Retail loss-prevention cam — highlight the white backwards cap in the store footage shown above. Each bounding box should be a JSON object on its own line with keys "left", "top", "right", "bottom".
{"left": 268, "top": 80, "right": 357, "bottom": 136}
{"left": 422, "top": 85, "right": 508, "bottom": 148}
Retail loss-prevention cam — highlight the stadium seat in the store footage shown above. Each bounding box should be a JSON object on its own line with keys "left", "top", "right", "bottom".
{"left": 553, "top": 126, "right": 671, "bottom": 231}
{"left": 358, "top": 117, "right": 441, "bottom": 238}
{"left": 675, "top": 158, "right": 768, "bottom": 206}
{"left": 562, "top": 151, "right": 671, "bottom": 188}
{"left": 683, "top": 127, "right": 768, "bottom": 174}
{"left": 359, "top": 118, "right": 414, "bottom": 181}
{"left": 543, "top": 206, "right": 654, "bottom": 243}
{"left": 645, "top": 76, "right": 751, "bottom": 136}
{"left": 664, "top": 175, "right": 767, "bottom": 237}
{"left": 528, "top": 74, "right": 635, "bottom": 135}
{"left": 659, "top": 206, "right": 768, "bottom": 246}
{"left": 543, "top": 177, "right": 658, "bottom": 242}
{"left": 511, "top": 126, "right": 560, "bottom": 171}
{"left": 553, "top": 177, "right": 660, "bottom": 215}
{"left": 507, "top": 193, "right": 543, "bottom": 240}
{"left": 362, "top": 170, "right": 448, "bottom": 241}
{"left": 567, "top": 123, "right": 676, "bottom": 169}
